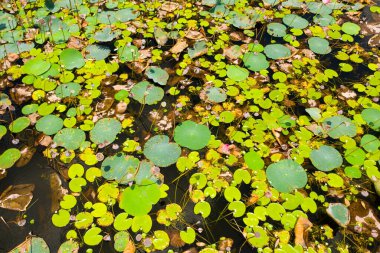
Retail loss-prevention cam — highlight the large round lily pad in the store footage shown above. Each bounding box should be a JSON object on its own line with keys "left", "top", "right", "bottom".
{"left": 308, "top": 37, "right": 331, "bottom": 55}
{"left": 282, "top": 14, "right": 309, "bottom": 29}
{"left": 119, "top": 179, "right": 161, "bottom": 216}
{"left": 130, "top": 81, "right": 164, "bottom": 105}
{"left": 143, "top": 135, "right": 181, "bottom": 167}
{"left": 55, "top": 83, "right": 81, "bottom": 98}
{"left": 267, "top": 22, "right": 287, "bottom": 37}
{"left": 101, "top": 153, "right": 139, "bottom": 184}
{"left": 361, "top": 108, "right": 380, "bottom": 131}
{"left": 60, "top": 49, "right": 85, "bottom": 70}
{"left": 53, "top": 128, "right": 86, "bottom": 150}
{"left": 145, "top": 66, "right": 169, "bottom": 86}
{"left": 310, "top": 145, "right": 343, "bottom": 171}
{"left": 36, "top": 115, "right": 64, "bottom": 135}
{"left": 22, "top": 59, "right": 51, "bottom": 76}
{"left": 322, "top": 115, "right": 357, "bottom": 138}
{"left": 174, "top": 121, "right": 211, "bottom": 150}
{"left": 264, "top": 44, "right": 291, "bottom": 59}
{"left": 226, "top": 65, "right": 249, "bottom": 81}
{"left": 243, "top": 52, "right": 269, "bottom": 71}
{"left": 266, "top": 159, "right": 308, "bottom": 193}
{"left": 90, "top": 118, "right": 122, "bottom": 146}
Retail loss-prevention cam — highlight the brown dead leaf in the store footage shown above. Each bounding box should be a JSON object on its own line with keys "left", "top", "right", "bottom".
{"left": 0, "top": 184, "right": 35, "bottom": 211}
{"left": 123, "top": 238, "right": 136, "bottom": 253}
{"left": 170, "top": 39, "right": 188, "bottom": 54}
{"left": 9, "top": 85, "right": 34, "bottom": 105}
{"left": 185, "top": 30, "right": 204, "bottom": 40}
{"left": 294, "top": 216, "right": 313, "bottom": 248}
{"left": 160, "top": 1, "right": 180, "bottom": 12}
{"left": 50, "top": 172, "right": 66, "bottom": 213}
{"left": 15, "top": 145, "right": 36, "bottom": 167}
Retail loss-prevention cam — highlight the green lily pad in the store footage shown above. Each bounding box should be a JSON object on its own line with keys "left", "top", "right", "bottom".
{"left": 174, "top": 121, "right": 211, "bottom": 150}
{"left": 283, "top": 14, "right": 309, "bottom": 29}
{"left": 119, "top": 180, "right": 160, "bottom": 216}
{"left": 246, "top": 226, "right": 269, "bottom": 248}
{"left": 322, "top": 115, "right": 357, "bottom": 138}
{"left": 143, "top": 135, "right": 181, "bottom": 167}
{"left": 22, "top": 59, "right": 51, "bottom": 76}
{"left": 130, "top": 81, "right": 164, "bottom": 105}
{"left": 21, "top": 104, "right": 39, "bottom": 115}
{"left": 145, "top": 66, "right": 169, "bottom": 86}
{"left": 152, "top": 230, "right": 170, "bottom": 250}
{"left": 244, "top": 151, "right": 264, "bottom": 170}
{"left": 203, "top": 87, "right": 227, "bottom": 103}
{"left": 58, "top": 240, "right": 79, "bottom": 253}
{"left": 55, "top": 83, "right": 81, "bottom": 98}
{"left": 9, "top": 237, "right": 50, "bottom": 253}
{"left": 53, "top": 128, "right": 86, "bottom": 150}
{"left": 60, "top": 194, "right": 77, "bottom": 210}
{"left": 226, "top": 65, "right": 249, "bottom": 81}
{"left": 361, "top": 108, "right": 380, "bottom": 131}
{"left": 101, "top": 153, "right": 139, "bottom": 184}
{"left": 310, "top": 145, "right": 343, "bottom": 171}
{"left": 344, "top": 147, "right": 366, "bottom": 165}
{"left": 188, "top": 40, "right": 208, "bottom": 59}
{"left": 267, "top": 22, "right": 287, "bottom": 37}
{"left": 60, "top": 49, "right": 85, "bottom": 70}
{"left": 266, "top": 159, "right": 308, "bottom": 193}
{"left": 360, "top": 134, "right": 380, "bottom": 152}
{"left": 194, "top": 201, "right": 211, "bottom": 218}
{"left": 0, "top": 125, "right": 6, "bottom": 140}
{"left": 228, "top": 201, "right": 246, "bottom": 217}
{"left": 180, "top": 227, "right": 196, "bottom": 244}
{"left": 90, "top": 118, "right": 122, "bottom": 146}
{"left": 9, "top": 117, "right": 30, "bottom": 133}
{"left": 243, "top": 52, "right": 269, "bottom": 71}
{"left": 85, "top": 44, "right": 110, "bottom": 60}
{"left": 264, "top": 44, "right": 291, "bottom": 59}
{"left": 308, "top": 37, "right": 331, "bottom": 55}
{"left": 0, "top": 148, "right": 21, "bottom": 169}
{"left": 342, "top": 22, "right": 360, "bottom": 35}
{"left": 36, "top": 115, "right": 63, "bottom": 135}
{"left": 74, "top": 212, "right": 94, "bottom": 229}
{"left": 326, "top": 203, "right": 349, "bottom": 227}
{"left": 118, "top": 45, "right": 139, "bottom": 62}
{"left": 113, "top": 213, "right": 132, "bottom": 231}
{"left": 52, "top": 209, "right": 70, "bottom": 227}
{"left": 83, "top": 227, "right": 103, "bottom": 246}
{"left": 131, "top": 215, "right": 152, "bottom": 232}
{"left": 114, "top": 231, "right": 131, "bottom": 252}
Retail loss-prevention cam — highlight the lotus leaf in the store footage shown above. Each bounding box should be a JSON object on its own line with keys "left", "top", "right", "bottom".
{"left": 310, "top": 145, "right": 343, "bottom": 171}
{"left": 36, "top": 115, "right": 63, "bottom": 135}
{"left": 267, "top": 23, "right": 287, "bottom": 37}
{"left": 326, "top": 203, "right": 349, "bottom": 227}
{"left": 226, "top": 65, "right": 249, "bottom": 81}
{"left": 9, "top": 117, "right": 30, "bottom": 133}
{"left": 229, "top": 13, "right": 255, "bottom": 29}
{"left": 22, "top": 59, "right": 51, "bottom": 76}
{"left": 90, "top": 118, "right": 122, "bottom": 146}
{"left": 209, "top": 4, "right": 229, "bottom": 18}
{"left": 145, "top": 66, "right": 169, "bottom": 86}
{"left": 0, "top": 148, "right": 21, "bottom": 169}
{"left": 118, "top": 45, "right": 139, "bottom": 62}
{"left": 119, "top": 180, "right": 160, "bottom": 216}
{"left": 361, "top": 108, "right": 380, "bottom": 131}
{"left": 60, "top": 49, "right": 85, "bottom": 70}
{"left": 282, "top": 14, "right": 309, "bottom": 29}
{"left": 266, "top": 159, "right": 307, "bottom": 193}
{"left": 308, "top": 37, "right": 331, "bottom": 55}
{"left": 22, "top": 104, "right": 38, "bottom": 115}
{"left": 143, "top": 135, "right": 181, "bottom": 167}
{"left": 101, "top": 153, "right": 139, "bottom": 184}
{"left": 83, "top": 227, "right": 102, "bottom": 246}
{"left": 322, "top": 115, "right": 357, "bottom": 138}
{"left": 243, "top": 52, "right": 269, "bottom": 71}
{"left": 53, "top": 128, "right": 86, "bottom": 150}
{"left": 264, "top": 44, "right": 291, "bottom": 59}
{"left": 174, "top": 121, "right": 211, "bottom": 150}
{"left": 130, "top": 81, "right": 164, "bottom": 105}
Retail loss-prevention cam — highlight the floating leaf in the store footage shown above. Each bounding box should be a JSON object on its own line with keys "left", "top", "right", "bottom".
{"left": 194, "top": 201, "right": 211, "bottom": 218}
{"left": 36, "top": 115, "right": 63, "bottom": 135}
{"left": 308, "top": 37, "right": 331, "bottom": 54}
{"left": 9, "top": 117, "right": 30, "bottom": 133}
{"left": 90, "top": 118, "right": 122, "bottom": 146}
{"left": 322, "top": 116, "right": 357, "bottom": 138}
{"left": 22, "top": 59, "right": 51, "bottom": 76}
{"left": 83, "top": 227, "right": 103, "bottom": 246}
{"left": 310, "top": 145, "right": 343, "bottom": 171}
{"left": 267, "top": 22, "right": 287, "bottom": 37}
{"left": 118, "top": 45, "right": 139, "bottom": 62}
{"left": 145, "top": 66, "right": 169, "bottom": 86}
{"left": 152, "top": 230, "right": 170, "bottom": 250}
{"left": 174, "top": 121, "right": 211, "bottom": 150}
{"left": 0, "top": 148, "right": 21, "bottom": 169}
{"left": 60, "top": 49, "right": 85, "bottom": 70}
{"left": 360, "top": 134, "right": 380, "bottom": 152}
{"left": 283, "top": 14, "right": 309, "bottom": 29}
{"left": 180, "top": 227, "right": 196, "bottom": 244}
{"left": 266, "top": 159, "right": 308, "bottom": 193}
{"left": 244, "top": 151, "right": 264, "bottom": 170}
{"left": 52, "top": 209, "right": 71, "bottom": 227}
{"left": 58, "top": 240, "right": 79, "bottom": 253}
{"left": 143, "top": 135, "right": 181, "bottom": 167}
{"left": 53, "top": 128, "right": 86, "bottom": 150}
{"left": 326, "top": 203, "right": 349, "bottom": 227}
{"left": 264, "top": 44, "right": 291, "bottom": 59}
{"left": 203, "top": 87, "right": 227, "bottom": 103}
{"left": 114, "top": 231, "right": 131, "bottom": 252}
{"left": 342, "top": 22, "right": 360, "bottom": 35}
{"left": 226, "top": 65, "right": 249, "bottom": 81}
{"left": 361, "top": 108, "right": 380, "bottom": 131}
{"left": 85, "top": 44, "right": 110, "bottom": 60}
{"left": 243, "top": 52, "right": 269, "bottom": 71}
{"left": 101, "top": 153, "right": 139, "bottom": 184}
{"left": 9, "top": 237, "right": 50, "bottom": 253}
{"left": 130, "top": 81, "right": 164, "bottom": 105}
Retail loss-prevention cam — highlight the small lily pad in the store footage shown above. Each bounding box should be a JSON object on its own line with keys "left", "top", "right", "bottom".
{"left": 60, "top": 49, "right": 85, "bottom": 70}
{"left": 83, "top": 227, "right": 103, "bottom": 246}
{"left": 361, "top": 108, "right": 380, "bottom": 131}
{"left": 145, "top": 66, "right": 169, "bottom": 86}
{"left": 326, "top": 203, "right": 349, "bottom": 227}
{"left": 243, "top": 52, "right": 269, "bottom": 71}
{"left": 90, "top": 118, "right": 122, "bottom": 146}
{"left": 0, "top": 148, "right": 21, "bottom": 169}
{"left": 9, "top": 117, "right": 30, "bottom": 133}
{"left": 264, "top": 44, "right": 291, "bottom": 59}
{"left": 130, "top": 81, "right": 164, "bottom": 105}
{"left": 226, "top": 65, "right": 249, "bottom": 81}
{"left": 22, "top": 59, "right": 51, "bottom": 76}
{"left": 180, "top": 227, "right": 196, "bottom": 244}
{"left": 143, "top": 135, "right": 181, "bottom": 167}
{"left": 308, "top": 37, "right": 331, "bottom": 55}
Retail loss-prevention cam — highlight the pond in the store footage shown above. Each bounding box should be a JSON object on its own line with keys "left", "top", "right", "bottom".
{"left": 1, "top": 0, "right": 380, "bottom": 252}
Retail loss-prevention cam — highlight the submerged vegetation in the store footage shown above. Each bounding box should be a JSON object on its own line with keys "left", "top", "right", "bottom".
{"left": 0, "top": 0, "right": 380, "bottom": 252}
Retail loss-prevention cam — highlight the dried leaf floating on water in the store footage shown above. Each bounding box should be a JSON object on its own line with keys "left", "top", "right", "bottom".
{"left": 0, "top": 184, "right": 35, "bottom": 211}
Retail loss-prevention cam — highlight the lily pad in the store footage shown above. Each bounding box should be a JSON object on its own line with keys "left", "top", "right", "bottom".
{"left": 9, "top": 117, "right": 30, "bottom": 133}
{"left": 243, "top": 52, "right": 269, "bottom": 71}
{"left": 322, "top": 115, "right": 357, "bottom": 138}
{"left": 174, "top": 121, "right": 211, "bottom": 150}
{"left": 130, "top": 81, "right": 164, "bottom": 105}
{"left": 101, "top": 153, "right": 139, "bottom": 184}
{"left": 119, "top": 179, "right": 161, "bottom": 216}
{"left": 9, "top": 237, "right": 50, "bottom": 253}
{"left": 203, "top": 87, "right": 227, "bottom": 103}
{"left": 143, "top": 135, "right": 181, "bottom": 167}
{"left": 22, "top": 59, "right": 51, "bottom": 76}
{"left": 83, "top": 227, "right": 103, "bottom": 246}
{"left": 53, "top": 128, "right": 86, "bottom": 150}
{"left": 342, "top": 22, "right": 360, "bottom": 35}
{"left": 36, "top": 115, "right": 63, "bottom": 135}
{"left": 90, "top": 118, "right": 122, "bottom": 146}
{"left": 0, "top": 148, "right": 21, "bottom": 169}
{"left": 266, "top": 159, "right": 308, "bottom": 193}
{"left": 267, "top": 22, "right": 287, "bottom": 37}
{"left": 361, "top": 108, "right": 380, "bottom": 131}
{"left": 326, "top": 203, "right": 349, "bottom": 227}
{"left": 145, "top": 66, "right": 169, "bottom": 86}
{"left": 60, "top": 49, "right": 85, "bottom": 70}
{"left": 118, "top": 45, "right": 139, "bottom": 62}
{"left": 180, "top": 227, "right": 196, "bottom": 244}
{"left": 264, "top": 44, "right": 291, "bottom": 59}
{"left": 283, "top": 14, "right": 309, "bottom": 29}
{"left": 226, "top": 65, "right": 249, "bottom": 81}
{"left": 58, "top": 240, "right": 79, "bottom": 253}
{"left": 308, "top": 37, "right": 331, "bottom": 55}
{"left": 310, "top": 145, "right": 343, "bottom": 171}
